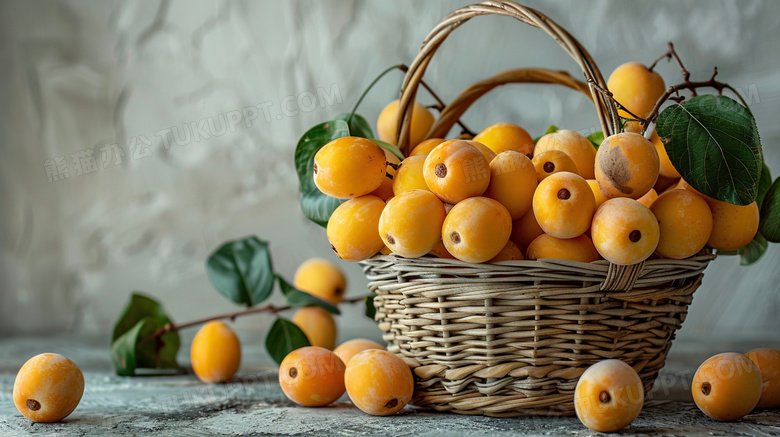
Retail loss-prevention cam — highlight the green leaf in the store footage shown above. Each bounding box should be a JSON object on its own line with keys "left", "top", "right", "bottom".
{"left": 533, "top": 125, "right": 559, "bottom": 143}
{"left": 113, "top": 293, "right": 172, "bottom": 341}
{"left": 757, "top": 163, "right": 772, "bottom": 210}
{"left": 370, "top": 138, "right": 405, "bottom": 161}
{"left": 276, "top": 275, "right": 340, "bottom": 315}
{"left": 334, "top": 113, "right": 373, "bottom": 139}
{"left": 365, "top": 293, "right": 377, "bottom": 320}
{"left": 301, "top": 190, "right": 342, "bottom": 229}
{"left": 295, "top": 120, "right": 350, "bottom": 227}
{"left": 587, "top": 131, "right": 605, "bottom": 150}
{"left": 111, "top": 319, "right": 147, "bottom": 376}
{"left": 206, "top": 236, "right": 275, "bottom": 307}
{"left": 265, "top": 318, "right": 310, "bottom": 365}
{"left": 656, "top": 95, "right": 763, "bottom": 206}
{"left": 718, "top": 233, "right": 768, "bottom": 265}
{"left": 759, "top": 177, "right": 780, "bottom": 242}
{"left": 110, "top": 293, "right": 180, "bottom": 376}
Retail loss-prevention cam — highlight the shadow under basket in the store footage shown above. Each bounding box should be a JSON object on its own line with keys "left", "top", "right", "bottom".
{"left": 360, "top": 251, "right": 715, "bottom": 416}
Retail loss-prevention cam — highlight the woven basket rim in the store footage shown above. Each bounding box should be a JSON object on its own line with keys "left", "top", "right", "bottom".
{"left": 362, "top": 249, "right": 716, "bottom": 293}
{"left": 364, "top": 249, "right": 716, "bottom": 269}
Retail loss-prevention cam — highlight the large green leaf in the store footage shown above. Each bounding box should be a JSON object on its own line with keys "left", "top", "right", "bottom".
{"left": 656, "top": 95, "right": 763, "bottom": 206}
{"left": 276, "top": 275, "right": 340, "bottom": 315}
{"left": 206, "top": 236, "right": 274, "bottom": 307}
{"left": 334, "top": 113, "right": 373, "bottom": 139}
{"left": 265, "top": 318, "right": 310, "bottom": 365}
{"left": 759, "top": 177, "right": 780, "bottom": 242}
{"left": 294, "top": 120, "right": 350, "bottom": 227}
{"left": 111, "top": 293, "right": 180, "bottom": 376}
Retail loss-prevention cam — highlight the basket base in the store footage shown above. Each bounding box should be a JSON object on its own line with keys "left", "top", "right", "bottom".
{"left": 362, "top": 251, "right": 715, "bottom": 416}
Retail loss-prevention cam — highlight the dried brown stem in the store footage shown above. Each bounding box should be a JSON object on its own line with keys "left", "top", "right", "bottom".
{"left": 643, "top": 68, "right": 732, "bottom": 135}
{"left": 142, "top": 295, "right": 366, "bottom": 345}
{"left": 587, "top": 79, "right": 647, "bottom": 123}
{"left": 668, "top": 42, "right": 691, "bottom": 84}
{"left": 606, "top": 42, "right": 750, "bottom": 136}
{"left": 648, "top": 50, "right": 669, "bottom": 72}
{"left": 400, "top": 64, "right": 476, "bottom": 137}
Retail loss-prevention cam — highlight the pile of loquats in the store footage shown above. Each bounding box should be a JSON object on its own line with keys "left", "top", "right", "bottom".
{"left": 317, "top": 62, "right": 760, "bottom": 266}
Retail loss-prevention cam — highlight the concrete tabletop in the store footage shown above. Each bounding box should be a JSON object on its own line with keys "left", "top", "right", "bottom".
{"left": 1, "top": 335, "right": 779, "bottom": 436}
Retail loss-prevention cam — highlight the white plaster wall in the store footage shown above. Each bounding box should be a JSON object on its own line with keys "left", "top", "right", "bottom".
{"left": 1, "top": 0, "right": 778, "bottom": 340}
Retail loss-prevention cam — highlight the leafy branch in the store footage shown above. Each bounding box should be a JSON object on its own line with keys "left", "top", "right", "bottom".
{"left": 589, "top": 41, "right": 777, "bottom": 265}
{"left": 111, "top": 236, "right": 374, "bottom": 375}
{"left": 140, "top": 295, "right": 365, "bottom": 346}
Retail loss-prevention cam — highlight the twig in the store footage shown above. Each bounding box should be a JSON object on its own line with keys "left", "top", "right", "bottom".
{"left": 643, "top": 68, "right": 730, "bottom": 135}
{"left": 351, "top": 64, "right": 475, "bottom": 141}
{"left": 648, "top": 48, "right": 671, "bottom": 72}
{"left": 667, "top": 42, "right": 691, "bottom": 84}
{"left": 347, "top": 64, "right": 403, "bottom": 127}
{"left": 587, "top": 79, "right": 648, "bottom": 124}
{"left": 142, "top": 295, "right": 367, "bottom": 345}
{"left": 615, "top": 42, "right": 752, "bottom": 136}
{"left": 402, "top": 65, "right": 476, "bottom": 137}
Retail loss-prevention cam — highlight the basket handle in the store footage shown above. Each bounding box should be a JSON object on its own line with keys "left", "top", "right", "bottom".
{"left": 428, "top": 68, "right": 593, "bottom": 140}
{"left": 395, "top": 0, "right": 620, "bottom": 156}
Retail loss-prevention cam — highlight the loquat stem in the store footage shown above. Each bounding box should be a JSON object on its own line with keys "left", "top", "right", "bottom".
{"left": 642, "top": 66, "right": 753, "bottom": 135}
{"left": 612, "top": 42, "right": 753, "bottom": 137}
{"left": 347, "top": 64, "right": 405, "bottom": 127}
{"left": 416, "top": 80, "right": 476, "bottom": 137}
{"left": 667, "top": 42, "right": 692, "bottom": 85}
{"left": 587, "top": 79, "right": 648, "bottom": 124}
{"left": 141, "top": 295, "right": 367, "bottom": 345}
{"left": 348, "top": 64, "right": 476, "bottom": 143}
{"left": 648, "top": 50, "right": 670, "bottom": 72}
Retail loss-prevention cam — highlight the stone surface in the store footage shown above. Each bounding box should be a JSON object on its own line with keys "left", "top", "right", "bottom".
{"left": 1, "top": 334, "right": 779, "bottom": 436}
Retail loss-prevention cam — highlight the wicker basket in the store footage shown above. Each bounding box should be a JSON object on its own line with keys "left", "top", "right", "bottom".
{"left": 360, "top": 1, "right": 717, "bottom": 417}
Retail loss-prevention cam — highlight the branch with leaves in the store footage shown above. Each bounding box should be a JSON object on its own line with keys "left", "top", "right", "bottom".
{"left": 140, "top": 295, "right": 365, "bottom": 345}
{"left": 584, "top": 43, "right": 779, "bottom": 265}
{"left": 110, "top": 236, "right": 373, "bottom": 376}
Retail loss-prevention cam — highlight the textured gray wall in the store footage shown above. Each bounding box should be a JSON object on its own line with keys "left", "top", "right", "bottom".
{"left": 1, "top": 0, "right": 778, "bottom": 340}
